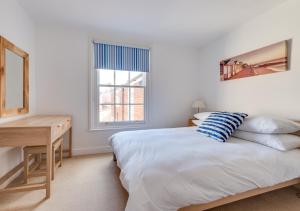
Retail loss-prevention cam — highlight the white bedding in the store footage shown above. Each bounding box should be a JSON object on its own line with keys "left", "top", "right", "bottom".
{"left": 110, "top": 127, "right": 300, "bottom": 211}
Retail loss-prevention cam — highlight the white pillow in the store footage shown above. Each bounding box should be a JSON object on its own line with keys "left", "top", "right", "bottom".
{"left": 238, "top": 115, "right": 300, "bottom": 134}
{"left": 193, "top": 112, "right": 212, "bottom": 120}
{"left": 232, "top": 130, "right": 300, "bottom": 151}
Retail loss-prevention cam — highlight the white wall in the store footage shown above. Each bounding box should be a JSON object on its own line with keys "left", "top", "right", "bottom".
{"left": 197, "top": 0, "right": 300, "bottom": 119}
{"left": 0, "top": 0, "right": 36, "bottom": 178}
{"left": 35, "top": 25, "right": 201, "bottom": 155}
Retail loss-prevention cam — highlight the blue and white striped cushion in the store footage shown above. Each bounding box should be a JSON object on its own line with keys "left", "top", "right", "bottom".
{"left": 197, "top": 112, "right": 248, "bottom": 142}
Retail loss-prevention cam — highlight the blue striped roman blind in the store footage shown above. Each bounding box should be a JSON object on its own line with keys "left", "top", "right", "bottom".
{"left": 94, "top": 42, "right": 150, "bottom": 72}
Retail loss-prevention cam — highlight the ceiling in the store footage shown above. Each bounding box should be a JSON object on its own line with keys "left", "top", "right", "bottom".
{"left": 17, "top": 0, "right": 287, "bottom": 47}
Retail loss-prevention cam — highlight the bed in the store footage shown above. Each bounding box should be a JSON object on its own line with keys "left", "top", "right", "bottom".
{"left": 110, "top": 127, "right": 300, "bottom": 211}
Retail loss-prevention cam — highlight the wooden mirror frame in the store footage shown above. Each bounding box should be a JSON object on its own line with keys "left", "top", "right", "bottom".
{"left": 0, "top": 36, "right": 29, "bottom": 117}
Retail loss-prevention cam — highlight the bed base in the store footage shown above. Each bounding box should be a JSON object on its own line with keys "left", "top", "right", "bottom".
{"left": 179, "top": 178, "right": 300, "bottom": 211}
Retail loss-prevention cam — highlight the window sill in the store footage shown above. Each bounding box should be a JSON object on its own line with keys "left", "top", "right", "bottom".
{"left": 89, "top": 122, "right": 147, "bottom": 131}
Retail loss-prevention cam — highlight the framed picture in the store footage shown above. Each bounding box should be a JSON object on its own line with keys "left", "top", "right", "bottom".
{"left": 220, "top": 40, "right": 289, "bottom": 81}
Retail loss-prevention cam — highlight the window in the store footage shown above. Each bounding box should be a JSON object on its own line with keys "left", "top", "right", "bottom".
{"left": 90, "top": 42, "right": 150, "bottom": 130}
{"left": 98, "top": 69, "right": 146, "bottom": 123}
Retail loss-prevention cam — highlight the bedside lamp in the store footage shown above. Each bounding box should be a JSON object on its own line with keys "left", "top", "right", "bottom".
{"left": 192, "top": 100, "right": 206, "bottom": 113}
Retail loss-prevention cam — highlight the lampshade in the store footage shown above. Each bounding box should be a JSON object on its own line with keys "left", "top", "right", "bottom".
{"left": 192, "top": 100, "right": 206, "bottom": 109}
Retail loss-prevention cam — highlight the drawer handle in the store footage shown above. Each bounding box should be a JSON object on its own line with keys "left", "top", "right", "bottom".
{"left": 57, "top": 123, "right": 63, "bottom": 127}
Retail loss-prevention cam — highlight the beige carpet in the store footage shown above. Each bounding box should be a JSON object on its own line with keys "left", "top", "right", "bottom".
{"left": 1, "top": 153, "right": 300, "bottom": 211}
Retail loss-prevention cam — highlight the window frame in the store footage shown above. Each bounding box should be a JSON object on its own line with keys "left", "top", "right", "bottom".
{"left": 89, "top": 41, "right": 150, "bottom": 131}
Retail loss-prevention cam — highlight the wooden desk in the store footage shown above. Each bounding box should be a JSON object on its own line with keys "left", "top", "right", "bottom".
{"left": 0, "top": 115, "right": 72, "bottom": 198}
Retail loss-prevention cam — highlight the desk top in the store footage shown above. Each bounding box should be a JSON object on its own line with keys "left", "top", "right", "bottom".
{"left": 0, "top": 115, "right": 72, "bottom": 147}
{"left": 0, "top": 115, "right": 71, "bottom": 128}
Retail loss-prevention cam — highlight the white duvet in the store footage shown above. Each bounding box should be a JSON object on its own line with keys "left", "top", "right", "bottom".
{"left": 110, "top": 127, "right": 300, "bottom": 211}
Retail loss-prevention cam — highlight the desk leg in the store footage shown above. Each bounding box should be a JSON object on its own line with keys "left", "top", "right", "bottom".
{"left": 46, "top": 143, "right": 52, "bottom": 199}
{"left": 69, "top": 127, "right": 72, "bottom": 158}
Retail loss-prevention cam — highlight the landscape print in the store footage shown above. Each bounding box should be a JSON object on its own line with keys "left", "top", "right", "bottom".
{"left": 220, "top": 41, "right": 288, "bottom": 81}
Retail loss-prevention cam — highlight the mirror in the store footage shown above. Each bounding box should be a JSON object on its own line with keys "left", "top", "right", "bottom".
{"left": 5, "top": 49, "right": 24, "bottom": 109}
{"left": 0, "top": 36, "right": 29, "bottom": 117}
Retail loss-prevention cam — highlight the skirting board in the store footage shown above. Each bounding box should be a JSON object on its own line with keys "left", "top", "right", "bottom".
{"left": 72, "top": 146, "right": 112, "bottom": 156}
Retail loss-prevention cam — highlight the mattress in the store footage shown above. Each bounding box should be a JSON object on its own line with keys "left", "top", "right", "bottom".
{"left": 110, "top": 127, "right": 300, "bottom": 211}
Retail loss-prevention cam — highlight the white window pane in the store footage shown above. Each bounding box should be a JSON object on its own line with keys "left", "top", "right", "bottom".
{"left": 124, "top": 87, "right": 130, "bottom": 104}
{"left": 99, "top": 86, "right": 114, "bottom": 104}
{"left": 130, "top": 105, "right": 144, "bottom": 121}
{"left": 130, "top": 87, "right": 144, "bottom": 104}
{"left": 98, "top": 69, "right": 114, "bottom": 85}
{"left": 99, "top": 105, "right": 114, "bottom": 122}
{"left": 115, "top": 105, "right": 129, "bottom": 122}
{"left": 115, "top": 87, "right": 129, "bottom": 104}
{"left": 115, "top": 70, "right": 129, "bottom": 85}
{"left": 130, "top": 72, "right": 146, "bottom": 86}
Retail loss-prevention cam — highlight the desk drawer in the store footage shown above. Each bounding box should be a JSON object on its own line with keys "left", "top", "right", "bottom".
{"left": 65, "top": 118, "right": 71, "bottom": 130}
{"left": 51, "top": 118, "right": 71, "bottom": 141}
